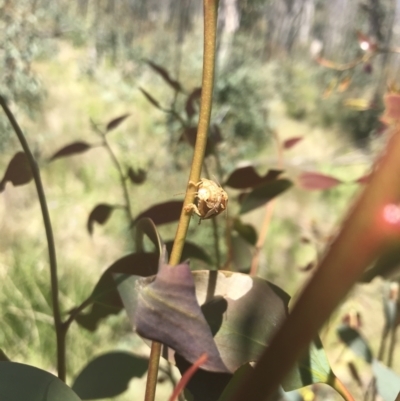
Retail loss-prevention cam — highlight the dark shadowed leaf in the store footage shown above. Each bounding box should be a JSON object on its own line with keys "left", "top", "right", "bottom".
{"left": 165, "top": 240, "right": 212, "bottom": 265}
{"left": 217, "top": 364, "right": 253, "bottom": 401}
{"left": 225, "top": 166, "right": 283, "bottom": 189}
{"left": 139, "top": 87, "right": 163, "bottom": 110}
{"left": 231, "top": 235, "right": 253, "bottom": 273}
{"left": 134, "top": 217, "right": 164, "bottom": 254}
{"left": 106, "top": 114, "right": 130, "bottom": 132}
{"left": 87, "top": 204, "right": 115, "bottom": 235}
{"left": 175, "top": 354, "right": 232, "bottom": 401}
{"left": 283, "top": 137, "right": 303, "bottom": 149}
{"left": 0, "top": 362, "right": 81, "bottom": 401}
{"left": 186, "top": 87, "right": 202, "bottom": 119}
{"left": 336, "top": 324, "right": 373, "bottom": 363}
{"left": 49, "top": 142, "right": 92, "bottom": 162}
{"left": 134, "top": 200, "right": 183, "bottom": 226}
{"left": 361, "top": 240, "right": 400, "bottom": 282}
{"left": 72, "top": 352, "right": 148, "bottom": 399}
{"left": 127, "top": 263, "right": 230, "bottom": 373}
{"left": 239, "top": 179, "right": 292, "bottom": 214}
{"left": 127, "top": 167, "right": 147, "bottom": 184}
{"left": 298, "top": 172, "right": 341, "bottom": 190}
{"left": 0, "top": 350, "right": 10, "bottom": 361}
{"left": 233, "top": 218, "right": 257, "bottom": 246}
{"left": 372, "top": 360, "right": 400, "bottom": 401}
{"left": 145, "top": 60, "right": 182, "bottom": 92}
{"left": 179, "top": 126, "right": 218, "bottom": 157}
{"left": 347, "top": 362, "right": 362, "bottom": 387}
{"left": 73, "top": 252, "right": 158, "bottom": 331}
{"left": 0, "top": 152, "right": 32, "bottom": 192}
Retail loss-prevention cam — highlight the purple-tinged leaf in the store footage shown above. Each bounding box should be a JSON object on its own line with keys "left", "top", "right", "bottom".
{"left": 297, "top": 172, "right": 342, "bottom": 190}
{"left": 0, "top": 152, "right": 32, "bottom": 192}
{"left": 72, "top": 352, "right": 148, "bottom": 399}
{"left": 133, "top": 263, "right": 230, "bottom": 373}
{"left": 145, "top": 60, "right": 182, "bottom": 92}
{"left": 185, "top": 87, "right": 202, "bottom": 119}
{"left": 283, "top": 137, "right": 303, "bottom": 150}
{"left": 225, "top": 166, "right": 283, "bottom": 189}
{"left": 127, "top": 167, "right": 146, "bottom": 184}
{"left": 87, "top": 204, "right": 115, "bottom": 235}
{"left": 49, "top": 142, "right": 92, "bottom": 162}
{"left": 106, "top": 114, "right": 130, "bottom": 132}
{"left": 73, "top": 252, "right": 158, "bottom": 331}
{"left": 139, "top": 87, "right": 162, "bottom": 110}
{"left": 134, "top": 200, "right": 183, "bottom": 226}
{"left": 239, "top": 179, "right": 292, "bottom": 214}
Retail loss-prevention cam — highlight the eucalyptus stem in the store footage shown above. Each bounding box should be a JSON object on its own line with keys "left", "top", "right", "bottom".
{"left": 144, "top": 1, "right": 219, "bottom": 401}
{"left": 0, "top": 95, "right": 66, "bottom": 381}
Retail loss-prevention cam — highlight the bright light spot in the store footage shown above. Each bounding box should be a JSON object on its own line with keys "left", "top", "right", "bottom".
{"left": 360, "top": 41, "right": 370, "bottom": 51}
{"left": 383, "top": 204, "right": 400, "bottom": 224}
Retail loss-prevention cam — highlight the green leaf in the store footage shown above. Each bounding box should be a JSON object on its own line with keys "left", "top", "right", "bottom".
{"left": 106, "top": 114, "right": 130, "bottom": 132}
{"left": 233, "top": 218, "right": 257, "bottom": 246}
{"left": 87, "top": 204, "right": 115, "bottom": 235}
{"left": 48, "top": 141, "right": 92, "bottom": 162}
{"left": 239, "top": 179, "right": 292, "bottom": 214}
{"left": 165, "top": 240, "right": 213, "bottom": 265}
{"left": 0, "top": 361, "right": 81, "bottom": 401}
{"left": 72, "top": 352, "right": 148, "bottom": 399}
{"left": 372, "top": 360, "right": 400, "bottom": 401}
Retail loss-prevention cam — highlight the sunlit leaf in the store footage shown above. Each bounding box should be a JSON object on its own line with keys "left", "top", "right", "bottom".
{"left": 127, "top": 167, "right": 146, "bottom": 184}
{"left": 0, "top": 362, "right": 81, "bottom": 401}
{"left": 106, "top": 114, "right": 130, "bottom": 132}
{"left": 87, "top": 204, "right": 115, "bottom": 235}
{"left": 225, "top": 166, "right": 283, "bottom": 190}
{"left": 297, "top": 172, "right": 341, "bottom": 190}
{"left": 139, "top": 87, "right": 162, "bottom": 110}
{"left": 72, "top": 352, "right": 148, "bottom": 399}
{"left": 165, "top": 240, "right": 212, "bottom": 265}
{"left": 338, "top": 76, "right": 351, "bottom": 92}
{"left": 239, "top": 179, "right": 292, "bottom": 214}
{"left": 49, "top": 142, "right": 92, "bottom": 161}
{"left": 372, "top": 360, "right": 400, "bottom": 401}
{"left": 73, "top": 252, "right": 158, "bottom": 331}
{"left": 283, "top": 137, "right": 303, "bottom": 150}
{"left": 145, "top": 60, "right": 182, "bottom": 92}
{"left": 186, "top": 87, "right": 202, "bottom": 119}
{"left": 0, "top": 152, "right": 32, "bottom": 192}
{"left": 134, "top": 200, "right": 183, "bottom": 226}
{"left": 343, "top": 98, "right": 371, "bottom": 111}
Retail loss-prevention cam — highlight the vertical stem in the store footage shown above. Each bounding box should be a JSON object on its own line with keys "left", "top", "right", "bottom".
{"left": 0, "top": 96, "right": 65, "bottom": 381}
{"left": 144, "top": 2, "right": 219, "bottom": 401}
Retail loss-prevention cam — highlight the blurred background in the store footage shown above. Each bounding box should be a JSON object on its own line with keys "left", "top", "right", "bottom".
{"left": 0, "top": 0, "right": 399, "bottom": 400}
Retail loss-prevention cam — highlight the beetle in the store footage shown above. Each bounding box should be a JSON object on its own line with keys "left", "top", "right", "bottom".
{"left": 184, "top": 178, "right": 228, "bottom": 224}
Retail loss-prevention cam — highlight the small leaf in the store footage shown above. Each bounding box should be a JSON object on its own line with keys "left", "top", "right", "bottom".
{"left": 372, "top": 360, "right": 400, "bottom": 401}
{"left": 233, "top": 218, "right": 257, "bottom": 246}
{"left": 0, "top": 152, "right": 32, "bottom": 192}
{"left": 0, "top": 361, "right": 81, "bottom": 401}
{"left": 49, "top": 142, "right": 92, "bottom": 162}
{"left": 165, "top": 240, "right": 213, "bottom": 265}
{"left": 87, "top": 204, "right": 115, "bottom": 235}
{"left": 73, "top": 252, "right": 158, "bottom": 331}
{"left": 239, "top": 179, "right": 292, "bottom": 214}
{"left": 225, "top": 166, "right": 283, "bottom": 189}
{"left": 145, "top": 60, "right": 182, "bottom": 92}
{"left": 139, "top": 87, "right": 162, "bottom": 110}
{"left": 127, "top": 167, "right": 146, "bottom": 184}
{"left": 283, "top": 137, "right": 303, "bottom": 150}
{"left": 336, "top": 324, "right": 373, "bottom": 363}
{"left": 134, "top": 200, "right": 183, "bottom": 226}
{"left": 297, "top": 172, "right": 341, "bottom": 190}
{"left": 72, "top": 352, "right": 148, "bottom": 399}
{"left": 186, "top": 87, "right": 202, "bottom": 119}
{"left": 179, "top": 126, "right": 218, "bottom": 157}
{"left": 106, "top": 114, "right": 130, "bottom": 132}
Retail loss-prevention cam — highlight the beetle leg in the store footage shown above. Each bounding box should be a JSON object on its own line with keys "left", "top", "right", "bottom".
{"left": 184, "top": 203, "right": 201, "bottom": 217}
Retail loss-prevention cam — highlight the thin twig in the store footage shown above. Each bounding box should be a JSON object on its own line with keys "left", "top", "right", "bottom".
{"left": 0, "top": 95, "right": 66, "bottom": 381}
